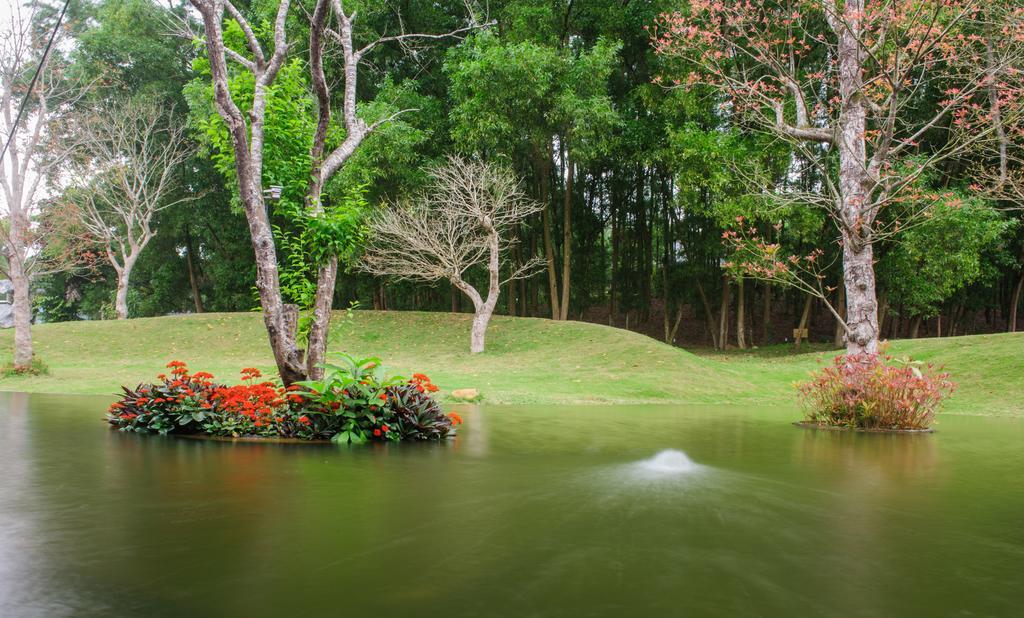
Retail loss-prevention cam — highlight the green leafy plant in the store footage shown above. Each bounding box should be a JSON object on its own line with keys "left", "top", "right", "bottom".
{"left": 108, "top": 358, "right": 459, "bottom": 444}
{"left": 296, "top": 354, "right": 456, "bottom": 444}
{"left": 1, "top": 357, "right": 50, "bottom": 377}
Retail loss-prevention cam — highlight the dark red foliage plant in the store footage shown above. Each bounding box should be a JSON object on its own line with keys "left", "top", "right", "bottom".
{"left": 797, "top": 351, "right": 955, "bottom": 430}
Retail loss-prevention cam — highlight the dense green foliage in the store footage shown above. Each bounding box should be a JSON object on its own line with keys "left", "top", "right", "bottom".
{"left": 29, "top": 0, "right": 1024, "bottom": 347}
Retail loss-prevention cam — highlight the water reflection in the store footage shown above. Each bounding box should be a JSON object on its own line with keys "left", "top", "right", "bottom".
{"left": 0, "top": 394, "right": 1022, "bottom": 616}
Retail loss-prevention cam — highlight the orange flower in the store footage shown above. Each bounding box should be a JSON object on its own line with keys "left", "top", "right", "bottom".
{"left": 447, "top": 412, "right": 464, "bottom": 426}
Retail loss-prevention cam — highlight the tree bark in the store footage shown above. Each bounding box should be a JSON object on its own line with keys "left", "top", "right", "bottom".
{"left": 453, "top": 224, "right": 501, "bottom": 354}
{"left": 834, "top": 0, "right": 880, "bottom": 355}
{"left": 833, "top": 286, "right": 846, "bottom": 348}
{"left": 718, "top": 276, "right": 730, "bottom": 350}
{"left": 538, "top": 142, "right": 559, "bottom": 320}
{"left": 1009, "top": 272, "right": 1023, "bottom": 333}
{"left": 8, "top": 257, "right": 33, "bottom": 368}
{"left": 305, "top": 256, "right": 338, "bottom": 379}
{"left": 558, "top": 151, "right": 572, "bottom": 321}
{"left": 115, "top": 271, "right": 130, "bottom": 320}
{"left": 909, "top": 315, "right": 922, "bottom": 339}
{"left": 192, "top": 0, "right": 305, "bottom": 385}
{"left": 761, "top": 283, "right": 772, "bottom": 345}
{"left": 557, "top": 152, "right": 573, "bottom": 321}
{"left": 795, "top": 293, "right": 813, "bottom": 347}
{"left": 697, "top": 279, "right": 718, "bottom": 349}
{"left": 185, "top": 226, "right": 204, "bottom": 313}
{"left": 736, "top": 277, "right": 746, "bottom": 349}
{"left": 668, "top": 306, "right": 684, "bottom": 345}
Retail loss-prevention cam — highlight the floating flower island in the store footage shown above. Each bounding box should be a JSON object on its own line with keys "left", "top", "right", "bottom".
{"left": 107, "top": 357, "right": 463, "bottom": 444}
{"left": 794, "top": 350, "right": 954, "bottom": 433}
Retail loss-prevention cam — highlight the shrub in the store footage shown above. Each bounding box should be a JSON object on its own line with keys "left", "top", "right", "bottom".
{"left": 107, "top": 357, "right": 460, "bottom": 443}
{"left": 108, "top": 361, "right": 221, "bottom": 434}
{"left": 1, "top": 358, "right": 50, "bottom": 377}
{"left": 295, "top": 354, "right": 458, "bottom": 444}
{"left": 797, "top": 352, "right": 954, "bottom": 430}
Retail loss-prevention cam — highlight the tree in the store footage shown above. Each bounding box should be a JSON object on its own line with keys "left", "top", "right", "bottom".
{"left": 879, "top": 195, "right": 1011, "bottom": 335}
{"left": 62, "top": 98, "right": 194, "bottom": 319}
{"left": 0, "top": 3, "right": 86, "bottom": 368}
{"left": 362, "top": 157, "right": 542, "bottom": 353}
{"left": 653, "top": 0, "right": 1024, "bottom": 354}
{"left": 445, "top": 30, "right": 619, "bottom": 320}
{"left": 187, "top": 0, "right": 485, "bottom": 383}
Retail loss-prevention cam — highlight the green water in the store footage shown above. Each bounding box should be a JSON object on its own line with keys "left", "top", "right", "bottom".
{"left": 1, "top": 392, "right": 1022, "bottom": 616}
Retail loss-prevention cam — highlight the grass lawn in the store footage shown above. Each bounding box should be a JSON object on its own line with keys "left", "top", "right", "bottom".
{"left": 0, "top": 310, "right": 1020, "bottom": 415}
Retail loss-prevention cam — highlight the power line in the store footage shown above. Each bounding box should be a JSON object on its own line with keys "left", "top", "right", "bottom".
{"left": 0, "top": 0, "right": 73, "bottom": 165}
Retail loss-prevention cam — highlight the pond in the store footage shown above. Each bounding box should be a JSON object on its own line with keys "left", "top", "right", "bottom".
{"left": 1, "top": 392, "right": 1022, "bottom": 616}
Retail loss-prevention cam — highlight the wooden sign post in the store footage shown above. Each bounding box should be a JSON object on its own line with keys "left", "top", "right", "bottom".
{"left": 793, "top": 328, "right": 809, "bottom": 347}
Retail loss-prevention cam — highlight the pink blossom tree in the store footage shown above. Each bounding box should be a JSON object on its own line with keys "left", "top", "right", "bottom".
{"left": 652, "top": 0, "right": 1024, "bottom": 353}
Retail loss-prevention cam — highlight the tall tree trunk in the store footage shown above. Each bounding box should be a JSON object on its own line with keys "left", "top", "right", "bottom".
{"left": 761, "top": 283, "right": 772, "bottom": 345}
{"left": 718, "top": 276, "right": 730, "bottom": 351}
{"left": 835, "top": 0, "right": 879, "bottom": 355}
{"left": 1009, "top": 272, "right": 1023, "bottom": 333}
{"left": 735, "top": 277, "right": 746, "bottom": 349}
{"left": 9, "top": 257, "right": 33, "bottom": 369}
{"left": 559, "top": 152, "right": 573, "bottom": 321}
{"left": 697, "top": 279, "right": 718, "bottom": 349}
{"left": 668, "top": 307, "right": 684, "bottom": 345}
{"left": 878, "top": 292, "right": 889, "bottom": 339}
{"left": 115, "top": 270, "right": 130, "bottom": 320}
{"left": 795, "top": 293, "right": 813, "bottom": 347}
{"left": 185, "top": 226, "right": 204, "bottom": 313}
{"left": 305, "top": 256, "right": 338, "bottom": 379}
{"left": 538, "top": 143, "right": 559, "bottom": 319}
{"left": 111, "top": 250, "right": 140, "bottom": 320}
{"left": 454, "top": 228, "right": 502, "bottom": 354}
{"left": 833, "top": 286, "right": 846, "bottom": 348}
{"left": 909, "top": 315, "right": 922, "bottom": 339}
{"left": 609, "top": 183, "right": 620, "bottom": 324}
{"left": 193, "top": 0, "right": 305, "bottom": 385}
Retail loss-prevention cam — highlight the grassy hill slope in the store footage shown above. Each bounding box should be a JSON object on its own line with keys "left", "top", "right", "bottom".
{"left": 0, "top": 311, "right": 1019, "bottom": 414}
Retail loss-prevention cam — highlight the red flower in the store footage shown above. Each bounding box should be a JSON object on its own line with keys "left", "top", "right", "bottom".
{"left": 201, "top": 402, "right": 213, "bottom": 409}
{"left": 378, "top": 393, "right": 388, "bottom": 401}
{"left": 135, "top": 397, "right": 149, "bottom": 405}
{"left": 373, "top": 429, "right": 382, "bottom": 437}
{"left": 448, "top": 412, "right": 464, "bottom": 426}
{"left": 382, "top": 424, "right": 389, "bottom": 432}
{"left": 240, "top": 367, "right": 262, "bottom": 379}
{"left": 298, "top": 415, "right": 311, "bottom": 426}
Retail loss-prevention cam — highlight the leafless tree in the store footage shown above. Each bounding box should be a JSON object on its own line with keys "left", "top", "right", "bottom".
{"left": 362, "top": 157, "right": 543, "bottom": 353}
{"left": 63, "top": 98, "right": 195, "bottom": 319}
{"left": 0, "top": 4, "right": 87, "bottom": 368}
{"left": 188, "top": 0, "right": 488, "bottom": 382}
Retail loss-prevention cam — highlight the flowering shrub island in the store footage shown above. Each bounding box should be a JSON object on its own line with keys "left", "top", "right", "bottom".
{"left": 107, "top": 355, "right": 462, "bottom": 444}
{"left": 797, "top": 351, "right": 955, "bottom": 431}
